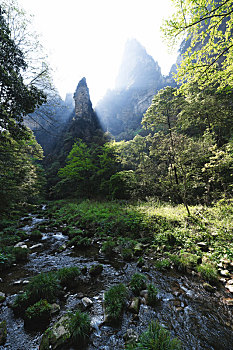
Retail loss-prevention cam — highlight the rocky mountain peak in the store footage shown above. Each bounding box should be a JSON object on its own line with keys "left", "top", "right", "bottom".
{"left": 73, "top": 77, "right": 93, "bottom": 120}
{"left": 115, "top": 38, "right": 162, "bottom": 90}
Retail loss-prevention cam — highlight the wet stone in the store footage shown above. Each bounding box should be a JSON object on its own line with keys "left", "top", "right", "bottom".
{"left": 30, "top": 243, "right": 43, "bottom": 250}
{"left": 129, "top": 297, "right": 140, "bottom": 314}
{"left": 82, "top": 297, "right": 93, "bottom": 309}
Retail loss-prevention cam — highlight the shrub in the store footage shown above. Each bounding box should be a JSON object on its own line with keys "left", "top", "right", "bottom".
{"left": 67, "top": 236, "right": 91, "bottom": 248}
{"left": 30, "top": 230, "right": 43, "bottom": 241}
{"left": 154, "top": 259, "right": 171, "bottom": 271}
{"left": 197, "top": 263, "right": 218, "bottom": 283}
{"left": 24, "top": 299, "right": 52, "bottom": 329}
{"left": 56, "top": 266, "right": 80, "bottom": 287}
{"left": 104, "top": 283, "right": 128, "bottom": 323}
{"left": 147, "top": 283, "right": 158, "bottom": 307}
{"left": 68, "top": 310, "right": 91, "bottom": 344}
{"left": 130, "top": 273, "right": 147, "bottom": 296}
{"left": 89, "top": 264, "right": 103, "bottom": 277}
{"left": 121, "top": 248, "right": 134, "bottom": 261}
{"left": 126, "top": 321, "right": 182, "bottom": 350}
{"left": 101, "top": 239, "right": 116, "bottom": 257}
{"left": 26, "top": 272, "right": 60, "bottom": 303}
{"left": 13, "top": 247, "right": 29, "bottom": 262}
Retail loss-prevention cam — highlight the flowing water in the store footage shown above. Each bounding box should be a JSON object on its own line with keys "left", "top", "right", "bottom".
{"left": 0, "top": 208, "right": 232, "bottom": 350}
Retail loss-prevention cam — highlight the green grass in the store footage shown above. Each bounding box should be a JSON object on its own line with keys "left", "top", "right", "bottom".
{"left": 147, "top": 283, "right": 158, "bottom": 307}
{"left": 130, "top": 273, "right": 147, "bottom": 296}
{"left": 68, "top": 310, "right": 91, "bottom": 344}
{"left": 104, "top": 283, "right": 128, "bottom": 323}
{"left": 125, "top": 320, "right": 182, "bottom": 350}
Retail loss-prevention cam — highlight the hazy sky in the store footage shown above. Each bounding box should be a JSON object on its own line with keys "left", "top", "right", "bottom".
{"left": 18, "top": 0, "right": 177, "bottom": 105}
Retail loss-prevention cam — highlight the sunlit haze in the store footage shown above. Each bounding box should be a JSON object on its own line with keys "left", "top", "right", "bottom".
{"left": 18, "top": 0, "right": 177, "bottom": 106}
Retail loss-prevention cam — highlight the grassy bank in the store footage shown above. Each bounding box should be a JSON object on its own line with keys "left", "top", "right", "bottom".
{"left": 47, "top": 198, "right": 233, "bottom": 283}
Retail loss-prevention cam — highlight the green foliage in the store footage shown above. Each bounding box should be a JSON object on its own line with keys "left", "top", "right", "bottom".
{"left": 104, "top": 283, "right": 128, "bottom": 323}
{"left": 89, "top": 264, "right": 103, "bottom": 277}
{"left": 162, "top": 0, "right": 233, "bottom": 92}
{"left": 24, "top": 299, "right": 52, "bottom": 327}
{"left": 147, "top": 283, "right": 158, "bottom": 307}
{"left": 68, "top": 310, "right": 91, "bottom": 344}
{"left": 101, "top": 239, "right": 117, "bottom": 257}
{"left": 197, "top": 263, "right": 218, "bottom": 283}
{"left": 25, "top": 272, "right": 60, "bottom": 304}
{"left": 30, "top": 229, "right": 43, "bottom": 241}
{"left": 130, "top": 273, "right": 147, "bottom": 296}
{"left": 68, "top": 236, "right": 91, "bottom": 248}
{"left": 56, "top": 267, "right": 80, "bottom": 287}
{"left": 0, "top": 131, "right": 45, "bottom": 211}
{"left": 109, "top": 170, "right": 137, "bottom": 199}
{"left": 154, "top": 259, "right": 171, "bottom": 271}
{"left": 126, "top": 320, "right": 182, "bottom": 350}
{"left": 12, "top": 247, "right": 29, "bottom": 262}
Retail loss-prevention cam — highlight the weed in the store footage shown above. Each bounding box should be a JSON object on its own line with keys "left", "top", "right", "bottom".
{"left": 56, "top": 266, "right": 80, "bottom": 287}
{"left": 68, "top": 310, "right": 91, "bottom": 344}
{"left": 197, "top": 263, "right": 218, "bottom": 283}
{"left": 147, "top": 283, "right": 158, "bottom": 307}
{"left": 126, "top": 320, "right": 182, "bottom": 349}
{"left": 104, "top": 283, "right": 128, "bottom": 323}
{"left": 24, "top": 299, "right": 52, "bottom": 328}
{"left": 130, "top": 273, "right": 147, "bottom": 296}
{"left": 154, "top": 259, "right": 170, "bottom": 271}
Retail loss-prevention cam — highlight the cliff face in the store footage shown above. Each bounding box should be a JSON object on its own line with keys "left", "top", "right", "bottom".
{"left": 96, "top": 39, "right": 175, "bottom": 140}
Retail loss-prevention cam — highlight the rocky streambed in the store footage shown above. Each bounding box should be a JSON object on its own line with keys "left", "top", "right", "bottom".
{"left": 0, "top": 208, "right": 232, "bottom": 350}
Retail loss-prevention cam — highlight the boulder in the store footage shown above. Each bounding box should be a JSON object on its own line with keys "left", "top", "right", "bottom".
{"left": 129, "top": 297, "right": 140, "bottom": 314}
{"left": 39, "top": 315, "right": 71, "bottom": 350}
{"left": 82, "top": 297, "right": 93, "bottom": 309}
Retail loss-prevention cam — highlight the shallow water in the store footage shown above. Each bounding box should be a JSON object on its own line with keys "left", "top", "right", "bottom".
{"left": 0, "top": 209, "right": 232, "bottom": 350}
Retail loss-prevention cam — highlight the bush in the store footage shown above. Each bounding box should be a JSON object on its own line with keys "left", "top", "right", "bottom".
{"left": 130, "top": 273, "right": 147, "bottom": 296}
{"left": 13, "top": 247, "right": 29, "bottom": 262}
{"left": 56, "top": 266, "right": 80, "bottom": 288}
{"left": 25, "top": 272, "right": 60, "bottom": 304}
{"left": 126, "top": 321, "right": 182, "bottom": 350}
{"left": 147, "top": 283, "right": 158, "bottom": 307}
{"left": 89, "top": 264, "right": 103, "bottom": 277}
{"left": 104, "top": 283, "right": 128, "bottom": 323}
{"left": 154, "top": 259, "right": 171, "bottom": 271}
{"left": 68, "top": 310, "right": 91, "bottom": 344}
{"left": 67, "top": 236, "right": 91, "bottom": 248}
{"left": 197, "top": 263, "right": 218, "bottom": 283}
{"left": 101, "top": 239, "right": 116, "bottom": 257}
{"left": 30, "top": 230, "right": 43, "bottom": 241}
{"left": 24, "top": 299, "right": 52, "bottom": 329}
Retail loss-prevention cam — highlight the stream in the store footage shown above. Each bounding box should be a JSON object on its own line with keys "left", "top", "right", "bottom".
{"left": 0, "top": 208, "right": 232, "bottom": 350}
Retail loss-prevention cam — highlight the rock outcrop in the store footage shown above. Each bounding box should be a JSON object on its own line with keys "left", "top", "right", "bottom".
{"left": 96, "top": 39, "right": 176, "bottom": 140}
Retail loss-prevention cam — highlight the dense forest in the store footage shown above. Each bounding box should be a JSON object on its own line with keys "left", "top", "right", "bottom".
{"left": 0, "top": 1, "right": 233, "bottom": 349}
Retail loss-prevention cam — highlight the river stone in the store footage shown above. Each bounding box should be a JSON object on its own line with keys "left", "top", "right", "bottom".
{"left": 222, "top": 297, "right": 233, "bottom": 306}
{"left": 226, "top": 284, "right": 233, "bottom": 293}
{"left": 0, "top": 321, "right": 7, "bottom": 345}
{"left": 129, "top": 297, "right": 140, "bottom": 314}
{"left": 220, "top": 269, "right": 230, "bottom": 277}
{"left": 30, "top": 243, "right": 43, "bottom": 250}
{"left": 197, "top": 242, "right": 209, "bottom": 252}
{"left": 14, "top": 242, "right": 27, "bottom": 248}
{"left": 0, "top": 292, "right": 6, "bottom": 303}
{"left": 82, "top": 297, "right": 93, "bottom": 309}
{"left": 39, "top": 315, "right": 71, "bottom": 350}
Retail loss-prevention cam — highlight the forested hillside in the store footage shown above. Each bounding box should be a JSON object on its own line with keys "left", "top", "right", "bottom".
{"left": 0, "top": 1, "right": 232, "bottom": 349}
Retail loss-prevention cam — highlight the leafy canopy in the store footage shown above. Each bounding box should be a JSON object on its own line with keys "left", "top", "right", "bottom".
{"left": 162, "top": 0, "right": 233, "bottom": 92}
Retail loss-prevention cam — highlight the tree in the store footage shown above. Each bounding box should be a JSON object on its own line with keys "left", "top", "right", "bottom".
{"left": 0, "top": 6, "right": 46, "bottom": 142}
{"left": 0, "top": 129, "right": 44, "bottom": 210}
{"left": 162, "top": 0, "right": 233, "bottom": 92}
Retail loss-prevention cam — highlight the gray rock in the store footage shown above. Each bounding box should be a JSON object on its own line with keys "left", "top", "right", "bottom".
{"left": 30, "top": 243, "right": 43, "bottom": 250}
{"left": 39, "top": 315, "right": 71, "bottom": 350}
{"left": 129, "top": 297, "right": 140, "bottom": 314}
{"left": 82, "top": 297, "right": 93, "bottom": 309}
{"left": 14, "top": 242, "right": 27, "bottom": 249}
